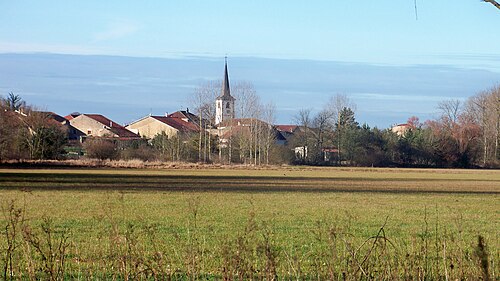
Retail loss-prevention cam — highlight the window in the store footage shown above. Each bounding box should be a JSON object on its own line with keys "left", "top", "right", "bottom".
{"left": 226, "top": 102, "right": 230, "bottom": 109}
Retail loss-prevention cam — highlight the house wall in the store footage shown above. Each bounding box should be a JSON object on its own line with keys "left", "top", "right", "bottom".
{"left": 391, "top": 125, "right": 410, "bottom": 137}
{"left": 125, "top": 117, "right": 178, "bottom": 139}
{"left": 69, "top": 115, "right": 116, "bottom": 137}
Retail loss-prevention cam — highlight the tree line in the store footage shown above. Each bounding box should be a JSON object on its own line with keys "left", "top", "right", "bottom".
{"left": 291, "top": 86, "right": 499, "bottom": 168}
{"left": 1, "top": 85, "right": 498, "bottom": 168}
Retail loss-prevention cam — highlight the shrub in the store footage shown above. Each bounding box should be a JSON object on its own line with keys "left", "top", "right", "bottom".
{"left": 83, "top": 138, "right": 118, "bottom": 160}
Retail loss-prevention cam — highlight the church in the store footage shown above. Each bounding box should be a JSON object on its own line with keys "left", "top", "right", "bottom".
{"left": 215, "top": 58, "right": 235, "bottom": 125}
{"left": 211, "top": 59, "right": 287, "bottom": 151}
{"left": 126, "top": 58, "right": 287, "bottom": 154}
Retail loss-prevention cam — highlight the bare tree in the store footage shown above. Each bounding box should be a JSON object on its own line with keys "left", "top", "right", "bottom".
{"left": 327, "top": 94, "right": 355, "bottom": 128}
{"left": 465, "top": 86, "right": 500, "bottom": 165}
{"left": 327, "top": 94, "right": 356, "bottom": 164}
{"left": 232, "top": 81, "right": 259, "bottom": 119}
{"left": 261, "top": 102, "right": 277, "bottom": 165}
{"left": 232, "top": 81, "right": 262, "bottom": 164}
{"left": 438, "top": 99, "right": 462, "bottom": 125}
{"left": 466, "top": 94, "right": 489, "bottom": 165}
{"left": 312, "top": 108, "right": 335, "bottom": 162}
{"left": 484, "top": 0, "right": 500, "bottom": 10}
{"left": 492, "top": 86, "right": 500, "bottom": 161}
{"left": 294, "top": 109, "right": 312, "bottom": 162}
{"left": 192, "top": 81, "right": 220, "bottom": 162}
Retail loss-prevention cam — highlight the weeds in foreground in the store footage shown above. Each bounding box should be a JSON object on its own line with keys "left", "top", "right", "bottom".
{"left": 1, "top": 199, "right": 497, "bottom": 280}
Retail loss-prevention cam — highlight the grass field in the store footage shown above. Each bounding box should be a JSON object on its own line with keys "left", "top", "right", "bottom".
{"left": 0, "top": 167, "right": 498, "bottom": 280}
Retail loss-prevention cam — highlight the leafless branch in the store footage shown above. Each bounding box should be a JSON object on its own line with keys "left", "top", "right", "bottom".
{"left": 484, "top": 0, "right": 500, "bottom": 10}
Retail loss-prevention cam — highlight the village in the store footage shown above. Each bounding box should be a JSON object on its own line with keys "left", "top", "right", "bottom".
{"left": 1, "top": 58, "right": 499, "bottom": 167}
{"left": 1, "top": 2, "right": 499, "bottom": 280}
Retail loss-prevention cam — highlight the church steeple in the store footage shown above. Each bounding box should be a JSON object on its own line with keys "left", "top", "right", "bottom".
{"left": 220, "top": 57, "right": 232, "bottom": 99}
{"left": 215, "top": 57, "right": 235, "bottom": 125}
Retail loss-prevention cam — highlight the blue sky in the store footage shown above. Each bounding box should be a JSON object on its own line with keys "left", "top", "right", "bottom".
{"left": 1, "top": 1, "right": 499, "bottom": 64}
{"left": 1, "top": 1, "right": 499, "bottom": 126}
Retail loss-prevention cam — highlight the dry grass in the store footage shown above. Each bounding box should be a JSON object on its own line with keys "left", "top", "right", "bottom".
{"left": 0, "top": 167, "right": 498, "bottom": 279}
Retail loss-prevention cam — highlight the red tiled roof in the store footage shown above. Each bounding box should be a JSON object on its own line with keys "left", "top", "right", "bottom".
{"left": 218, "top": 118, "right": 271, "bottom": 128}
{"left": 322, "top": 147, "right": 339, "bottom": 153}
{"left": 219, "top": 124, "right": 286, "bottom": 142}
{"left": 38, "top": 111, "right": 67, "bottom": 123}
{"left": 275, "top": 125, "right": 298, "bottom": 133}
{"left": 167, "top": 111, "right": 187, "bottom": 119}
{"left": 64, "top": 112, "right": 81, "bottom": 120}
{"left": 168, "top": 110, "right": 208, "bottom": 128}
{"left": 152, "top": 116, "right": 200, "bottom": 132}
{"left": 85, "top": 114, "right": 140, "bottom": 138}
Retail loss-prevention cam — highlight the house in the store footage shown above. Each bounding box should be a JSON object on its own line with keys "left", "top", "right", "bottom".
{"left": 275, "top": 125, "right": 303, "bottom": 144}
{"left": 275, "top": 125, "right": 299, "bottom": 134}
{"left": 215, "top": 118, "right": 287, "bottom": 147}
{"left": 125, "top": 113, "right": 200, "bottom": 139}
{"left": 391, "top": 123, "right": 412, "bottom": 137}
{"left": 37, "top": 111, "right": 85, "bottom": 141}
{"left": 322, "top": 147, "right": 339, "bottom": 162}
{"left": 167, "top": 109, "right": 208, "bottom": 127}
{"left": 67, "top": 113, "right": 140, "bottom": 140}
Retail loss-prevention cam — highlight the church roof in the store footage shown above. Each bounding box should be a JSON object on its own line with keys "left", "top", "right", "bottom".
{"left": 217, "top": 59, "right": 235, "bottom": 101}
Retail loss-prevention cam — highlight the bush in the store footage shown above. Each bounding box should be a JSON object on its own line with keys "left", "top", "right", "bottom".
{"left": 83, "top": 138, "right": 118, "bottom": 160}
{"left": 120, "top": 145, "right": 158, "bottom": 161}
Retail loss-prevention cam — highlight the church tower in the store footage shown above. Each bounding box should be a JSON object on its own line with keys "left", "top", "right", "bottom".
{"left": 215, "top": 58, "right": 235, "bottom": 125}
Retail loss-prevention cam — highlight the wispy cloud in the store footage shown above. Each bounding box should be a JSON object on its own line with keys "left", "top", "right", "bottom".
{"left": 92, "top": 21, "right": 140, "bottom": 42}
{"left": 351, "top": 92, "right": 464, "bottom": 102}
{"left": 0, "top": 42, "right": 104, "bottom": 55}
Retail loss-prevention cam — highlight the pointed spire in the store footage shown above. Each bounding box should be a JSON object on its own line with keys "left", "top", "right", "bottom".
{"left": 219, "top": 57, "right": 233, "bottom": 100}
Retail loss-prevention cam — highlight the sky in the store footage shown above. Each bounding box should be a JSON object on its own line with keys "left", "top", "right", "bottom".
{"left": 1, "top": 1, "right": 499, "bottom": 127}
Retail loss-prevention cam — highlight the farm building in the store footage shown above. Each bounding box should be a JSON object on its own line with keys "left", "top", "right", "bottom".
{"left": 125, "top": 111, "right": 201, "bottom": 139}
{"left": 67, "top": 113, "right": 140, "bottom": 140}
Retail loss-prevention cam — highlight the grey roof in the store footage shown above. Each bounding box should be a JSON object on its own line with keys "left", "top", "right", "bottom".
{"left": 217, "top": 59, "right": 235, "bottom": 101}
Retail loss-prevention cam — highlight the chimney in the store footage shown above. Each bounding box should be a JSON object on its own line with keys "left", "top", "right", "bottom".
{"left": 165, "top": 112, "right": 168, "bottom": 117}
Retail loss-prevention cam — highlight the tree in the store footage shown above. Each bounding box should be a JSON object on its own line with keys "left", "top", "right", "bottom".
{"left": 328, "top": 94, "right": 356, "bottom": 165}
{"left": 484, "top": 0, "right": 500, "bottom": 10}
{"left": 293, "top": 109, "right": 313, "bottom": 163}
{"left": 18, "top": 111, "right": 67, "bottom": 160}
{"left": 406, "top": 116, "right": 422, "bottom": 130}
{"left": 232, "top": 81, "right": 261, "bottom": 164}
{"left": 465, "top": 85, "right": 500, "bottom": 166}
{"left": 0, "top": 106, "right": 25, "bottom": 160}
{"left": 438, "top": 99, "right": 461, "bottom": 125}
{"left": 311, "top": 108, "right": 334, "bottom": 163}
{"left": 424, "top": 100, "right": 481, "bottom": 168}
{"left": 1, "top": 95, "right": 67, "bottom": 160}
{"left": 192, "top": 81, "right": 219, "bottom": 162}
{"left": 261, "top": 102, "right": 277, "bottom": 165}
{"left": 354, "top": 125, "right": 390, "bottom": 167}
{"left": 2, "top": 92, "right": 25, "bottom": 111}
{"left": 232, "top": 81, "right": 260, "bottom": 120}
{"left": 336, "top": 107, "right": 360, "bottom": 165}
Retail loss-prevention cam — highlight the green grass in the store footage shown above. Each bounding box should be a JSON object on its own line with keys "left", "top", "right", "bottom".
{"left": 0, "top": 167, "right": 498, "bottom": 279}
